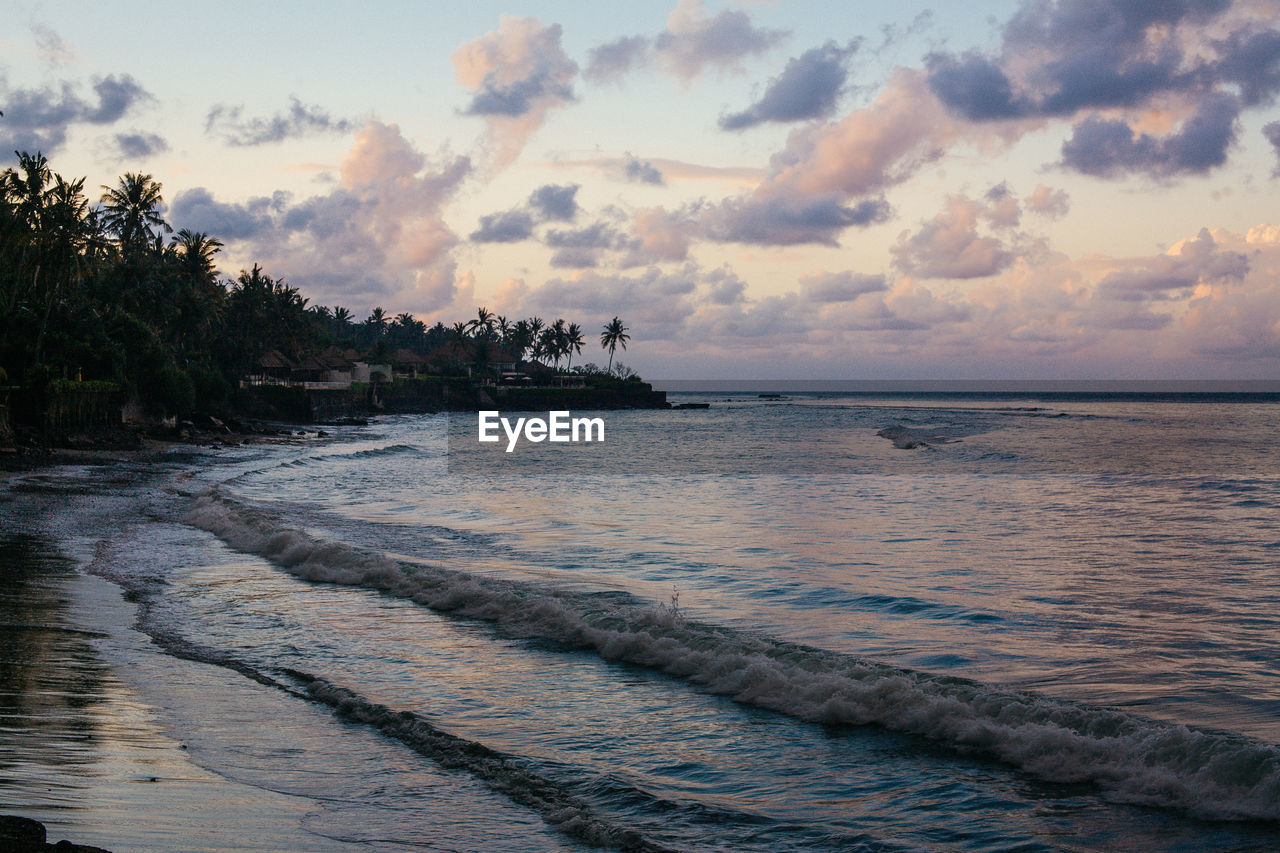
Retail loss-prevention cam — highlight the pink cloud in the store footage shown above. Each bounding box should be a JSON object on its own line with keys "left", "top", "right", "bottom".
{"left": 892, "top": 196, "right": 1014, "bottom": 280}
{"left": 452, "top": 16, "right": 577, "bottom": 168}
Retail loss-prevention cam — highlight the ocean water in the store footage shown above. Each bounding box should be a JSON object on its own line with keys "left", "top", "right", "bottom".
{"left": 4, "top": 391, "right": 1280, "bottom": 851}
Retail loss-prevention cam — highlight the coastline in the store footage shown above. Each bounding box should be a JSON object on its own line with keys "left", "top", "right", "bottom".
{"left": 0, "top": 439, "right": 369, "bottom": 853}
{"left": 6, "top": 405, "right": 1280, "bottom": 850}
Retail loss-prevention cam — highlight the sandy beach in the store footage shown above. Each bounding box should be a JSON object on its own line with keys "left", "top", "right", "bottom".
{"left": 0, "top": 448, "right": 371, "bottom": 853}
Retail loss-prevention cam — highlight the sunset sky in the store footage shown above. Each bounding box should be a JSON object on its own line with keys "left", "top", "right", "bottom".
{"left": 4, "top": 0, "right": 1280, "bottom": 378}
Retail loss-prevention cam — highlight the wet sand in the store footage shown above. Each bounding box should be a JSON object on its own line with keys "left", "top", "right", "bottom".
{"left": 0, "top": 462, "right": 362, "bottom": 852}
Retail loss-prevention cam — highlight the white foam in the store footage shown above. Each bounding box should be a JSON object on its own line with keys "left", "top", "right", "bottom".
{"left": 186, "top": 489, "right": 1280, "bottom": 822}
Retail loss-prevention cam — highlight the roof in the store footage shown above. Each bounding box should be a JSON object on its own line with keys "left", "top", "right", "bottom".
{"left": 295, "top": 355, "right": 326, "bottom": 371}
{"left": 257, "top": 350, "right": 294, "bottom": 369}
{"left": 320, "top": 345, "right": 358, "bottom": 369}
{"left": 392, "top": 348, "right": 426, "bottom": 365}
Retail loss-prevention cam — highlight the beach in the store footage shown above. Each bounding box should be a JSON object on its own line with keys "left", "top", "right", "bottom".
{"left": 3, "top": 395, "right": 1280, "bottom": 851}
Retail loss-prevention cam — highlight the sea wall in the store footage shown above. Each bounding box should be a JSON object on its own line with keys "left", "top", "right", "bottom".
{"left": 235, "top": 385, "right": 369, "bottom": 423}
{"left": 6, "top": 383, "right": 121, "bottom": 441}
{"left": 234, "top": 378, "right": 667, "bottom": 423}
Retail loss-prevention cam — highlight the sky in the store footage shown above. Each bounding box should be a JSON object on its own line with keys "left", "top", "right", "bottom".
{"left": 3, "top": 0, "right": 1280, "bottom": 379}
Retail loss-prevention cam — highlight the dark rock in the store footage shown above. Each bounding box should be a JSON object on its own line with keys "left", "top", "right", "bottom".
{"left": 0, "top": 816, "right": 113, "bottom": 852}
{"left": 52, "top": 841, "right": 113, "bottom": 852}
{"left": 0, "top": 815, "right": 46, "bottom": 848}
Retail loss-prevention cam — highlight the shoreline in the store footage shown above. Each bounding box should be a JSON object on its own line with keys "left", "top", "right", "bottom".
{"left": 0, "top": 444, "right": 368, "bottom": 853}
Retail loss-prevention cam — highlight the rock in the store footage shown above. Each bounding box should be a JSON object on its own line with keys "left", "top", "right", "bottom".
{"left": 0, "top": 816, "right": 112, "bottom": 852}
{"left": 0, "top": 815, "right": 46, "bottom": 848}
{"left": 53, "top": 841, "right": 113, "bottom": 853}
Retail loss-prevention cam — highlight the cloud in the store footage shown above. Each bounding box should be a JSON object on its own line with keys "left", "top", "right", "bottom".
{"left": 545, "top": 221, "right": 624, "bottom": 268}
{"left": 983, "top": 181, "right": 1022, "bottom": 228}
{"left": 528, "top": 183, "right": 579, "bottom": 220}
{"left": 656, "top": 0, "right": 787, "bottom": 81}
{"left": 690, "top": 69, "right": 952, "bottom": 246}
{"left": 927, "top": 2, "right": 1257, "bottom": 121}
{"left": 452, "top": 15, "right": 577, "bottom": 166}
{"left": 113, "top": 131, "right": 169, "bottom": 160}
{"left": 31, "top": 23, "right": 74, "bottom": 65}
{"left": 470, "top": 209, "right": 535, "bottom": 243}
{"left": 545, "top": 221, "right": 622, "bottom": 249}
{"left": 1024, "top": 184, "right": 1071, "bottom": 218}
{"left": 586, "top": 0, "right": 786, "bottom": 86}
{"left": 0, "top": 73, "right": 150, "bottom": 155}
{"left": 1060, "top": 92, "right": 1241, "bottom": 178}
{"left": 700, "top": 193, "right": 890, "bottom": 246}
{"left": 800, "top": 270, "right": 888, "bottom": 302}
{"left": 623, "top": 153, "right": 665, "bottom": 185}
{"left": 1096, "top": 227, "right": 1248, "bottom": 299}
{"left": 584, "top": 35, "right": 651, "bottom": 84}
{"left": 924, "top": 0, "right": 1280, "bottom": 179}
{"left": 523, "top": 265, "right": 701, "bottom": 340}
{"left": 753, "top": 69, "right": 958, "bottom": 202}
{"left": 892, "top": 196, "right": 1015, "bottom": 279}
{"left": 1179, "top": 225, "right": 1280, "bottom": 359}
{"left": 170, "top": 187, "right": 288, "bottom": 240}
{"left": 554, "top": 155, "right": 758, "bottom": 186}
{"left": 720, "top": 40, "right": 859, "bottom": 130}
{"left": 171, "top": 121, "right": 470, "bottom": 312}
{"left": 1264, "top": 121, "right": 1280, "bottom": 176}
{"left": 205, "top": 97, "right": 355, "bottom": 146}
{"left": 622, "top": 207, "right": 691, "bottom": 266}
{"left": 469, "top": 183, "right": 578, "bottom": 246}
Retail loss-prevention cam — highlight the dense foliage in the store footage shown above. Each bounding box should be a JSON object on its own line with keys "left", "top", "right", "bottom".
{"left": 1, "top": 153, "right": 634, "bottom": 418}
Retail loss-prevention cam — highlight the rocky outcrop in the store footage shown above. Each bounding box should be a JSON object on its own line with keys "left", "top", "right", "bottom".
{"left": 0, "top": 816, "right": 112, "bottom": 853}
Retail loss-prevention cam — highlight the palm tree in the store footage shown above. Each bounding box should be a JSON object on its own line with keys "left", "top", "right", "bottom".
{"left": 100, "top": 172, "right": 170, "bottom": 254}
{"left": 537, "top": 327, "right": 558, "bottom": 368}
{"left": 172, "top": 229, "right": 223, "bottom": 285}
{"left": 365, "top": 306, "right": 388, "bottom": 336}
{"left": 332, "top": 306, "right": 352, "bottom": 339}
{"left": 601, "top": 316, "right": 630, "bottom": 373}
{"left": 495, "top": 314, "right": 512, "bottom": 347}
{"left": 564, "top": 322, "right": 584, "bottom": 370}
{"left": 469, "top": 306, "right": 495, "bottom": 340}
{"left": 508, "top": 319, "right": 532, "bottom": 361}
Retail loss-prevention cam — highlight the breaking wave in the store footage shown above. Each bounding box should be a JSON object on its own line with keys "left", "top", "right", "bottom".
{"left": 186, "top": 489, "right": 1280, "bottom": 822}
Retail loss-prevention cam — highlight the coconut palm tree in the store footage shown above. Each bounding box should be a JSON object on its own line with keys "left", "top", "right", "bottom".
{"left": 332, "top": 306, "right": 352, "bottom": 339}
{"left": 365, "top": 306, "right": 388, "bottom": 337}
{"left": 564, "top": 322, "right": 584, "bottom": 370}
{"left": 469, "top": 306, "right": 495, "bottom": 340}
{"left": 538, "top": 326, "right": 560, "bottom": 368}
{"left": 601, "top": 316, "right": 630, "bottom": 373}
{"left": 546, "top": 319, "right": 568, "bottom": 369}
{"left": 172, "top": 229, "right": 223, "bottom": 285}
{"left": 508, "top": 319, "right": 532, "bottom": 361}
{"left": 100, "top": 172, "right": 170, "bottom": 255}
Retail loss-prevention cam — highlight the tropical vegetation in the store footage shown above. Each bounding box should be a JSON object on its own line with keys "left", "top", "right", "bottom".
{"left": 0, "top": 151, "right": 641, "bottom": 422}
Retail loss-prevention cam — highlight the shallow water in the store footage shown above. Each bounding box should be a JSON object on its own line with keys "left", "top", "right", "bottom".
{"left": 4, "top": 393, "right": 1280, "bottom": 850}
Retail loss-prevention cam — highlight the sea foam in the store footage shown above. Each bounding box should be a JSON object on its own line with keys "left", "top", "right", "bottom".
{"left": 185, "top": 489, "right": 1280, "bottom": 822}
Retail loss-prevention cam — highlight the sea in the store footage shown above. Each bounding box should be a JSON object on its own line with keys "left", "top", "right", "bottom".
{"left": 3, "top": 385, "right": 1280, "bottom": 852}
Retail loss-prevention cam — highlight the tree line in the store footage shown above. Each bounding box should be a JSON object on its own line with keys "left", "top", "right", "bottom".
{"left": 1, "top": 152, "right": 632, "bottom": 417}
